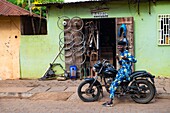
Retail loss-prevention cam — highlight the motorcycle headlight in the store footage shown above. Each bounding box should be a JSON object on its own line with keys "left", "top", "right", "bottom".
{"left": 92, "top": 67, "right": 96, "bottom": 72}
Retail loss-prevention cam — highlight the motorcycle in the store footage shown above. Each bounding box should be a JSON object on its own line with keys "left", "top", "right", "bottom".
{"left": 77, "top": 59, "right": 156, "bottom": 104}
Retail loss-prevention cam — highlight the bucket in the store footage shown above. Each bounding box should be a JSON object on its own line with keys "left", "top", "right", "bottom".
{"left": 70, "top": 65, "right": 77, "bottom": 79}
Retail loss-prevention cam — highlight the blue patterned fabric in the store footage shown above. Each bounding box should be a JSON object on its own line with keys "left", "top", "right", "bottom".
{"left": 118, "top": 24, "right": 127, "bottom": 37}
{"left": 109, "top": 50, "right": 137, "bottom": 99}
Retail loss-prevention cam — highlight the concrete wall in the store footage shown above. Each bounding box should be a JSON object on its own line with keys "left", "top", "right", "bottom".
{"left": 19, "top": 1, "right": 170, "bottom": 79}
{"left": 0, "top": 16, "right": 20, "bottom": 80}
{"left": 20, "top": 35, "right": 65, "bottom": 79}
{"left": 134, "top": 2, "right": 170, "bottom": 77}
{"left": 46, "top": 1, "right": 170, "bottom": 77}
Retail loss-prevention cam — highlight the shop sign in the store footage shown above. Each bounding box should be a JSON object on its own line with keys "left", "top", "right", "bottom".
{"left": 92, "top": 12, "right": 108, "bottom": 18}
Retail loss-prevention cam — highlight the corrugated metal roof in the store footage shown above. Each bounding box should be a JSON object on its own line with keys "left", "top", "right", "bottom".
{"left": 64, "top": 0, "right": 101, "bottom": 3}
{"left": 35, "top": 0, "right": 161, "bottom": 6}
{"left": 35, "top": 0, "right": 149, "bottom": 6}
{"left": 0, "top": 0, "right": 39, "bottom": 17}
{"left": 36, "top": 0, "right": 106, "bottom": 6}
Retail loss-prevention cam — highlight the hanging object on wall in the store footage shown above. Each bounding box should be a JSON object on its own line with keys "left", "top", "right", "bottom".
{"left": 118, "top": 24, "right": 127, "bottom": 38}
{"left": 70, "top": 16, "right": 84, "bottom": 31}
{"left": 92, "top": 12, "right": 108, "bottom": 18}
{"left": 90, "top": 2, "right": 109, "bottom": 13}
{"left": 90, "top": 2, "right": 109, "bottom": 18}
{"left": 118, "top": 23, "right": 129, "bottom": 48}
{"left": 57, "top": 16, "right": 86, "bottom": 73}
{"left": 57, "top": 16, "right": 84, "bottom": 32}
{"left": 118, "top": 18, "right": 129, "bottom": 48}
{"left": 86, "top": 21, "right": 98, "bottom": 50}
{"left": 57, "top": 16, "right": 71, "bottom": 31}
{"left": 84, "top": 20, "right": 99, "bottom": 77}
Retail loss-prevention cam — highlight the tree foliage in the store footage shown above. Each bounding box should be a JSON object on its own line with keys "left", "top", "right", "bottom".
{"left": 7, "top": 0, "right": 64, "bottom": 17}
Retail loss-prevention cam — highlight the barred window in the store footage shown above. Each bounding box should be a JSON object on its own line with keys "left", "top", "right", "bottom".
{"left": 158, "top": 14, "right": 170, "bottom": 45}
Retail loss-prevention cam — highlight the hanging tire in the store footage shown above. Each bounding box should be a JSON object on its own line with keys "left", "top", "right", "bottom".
{"left": 57, "top": 16, "right": 71, "bottom": 31}
{"left": 130, "top": 79, "right": 156, "bottom": 104}
{"left": 77, "top": 80, "right": 100, "bottom": 102}
{"left": 70, "top": 16, "right": 84, "bottom": 31}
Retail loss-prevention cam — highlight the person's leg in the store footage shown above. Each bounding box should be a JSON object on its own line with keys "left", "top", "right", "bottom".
{"left": 124, "top": 68, "right": 131, "bottom": 81}
{"left": 103, "top": 69, "right": 125, "bottom": 107}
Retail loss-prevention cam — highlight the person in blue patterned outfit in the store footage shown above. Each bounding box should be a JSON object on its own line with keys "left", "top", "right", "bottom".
{"left": 103, "top": 41, "right": 137, "bottom": 107}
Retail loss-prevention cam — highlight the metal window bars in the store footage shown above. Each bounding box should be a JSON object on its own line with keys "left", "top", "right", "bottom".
{"left": 158, "top": 14, "right": 170, "bottom": 45}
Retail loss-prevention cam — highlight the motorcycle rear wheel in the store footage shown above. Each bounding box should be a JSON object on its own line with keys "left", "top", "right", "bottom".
{"left": 130, "top": 79, "right": 155, "bottom": 104}
{"left": 77, "top": 80, "right": 100, "bottom": 102}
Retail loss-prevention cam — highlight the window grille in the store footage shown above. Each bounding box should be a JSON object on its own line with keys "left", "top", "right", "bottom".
{"left": 158, "top": 14, "right": 170, "bottom": 45}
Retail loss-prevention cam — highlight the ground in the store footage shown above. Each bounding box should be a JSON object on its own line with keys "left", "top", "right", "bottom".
{"left": 0, "top": 78, "right": 170, "bottom": 113}
{"left": 0, "top": 98, "right": 170, "bottom": 113}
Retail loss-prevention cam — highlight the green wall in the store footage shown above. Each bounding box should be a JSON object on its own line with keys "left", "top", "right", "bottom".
{"left": 20, "top": 35, "right": 64, "bottom": 79}
{"left": 20, "top": 1, "right": 170, "bottom": 78}
{"left": 134, "top": 2, "right": 170, "bottom": 77}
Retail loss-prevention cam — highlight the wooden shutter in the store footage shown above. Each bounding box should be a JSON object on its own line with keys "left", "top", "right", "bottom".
{"left": 116, "top": 17, "right": 135, "bottom": 71}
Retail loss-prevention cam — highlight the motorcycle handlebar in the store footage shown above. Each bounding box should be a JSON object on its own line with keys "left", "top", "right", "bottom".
{"left": 102, "top": 59, "right": 109, "bottom": 64}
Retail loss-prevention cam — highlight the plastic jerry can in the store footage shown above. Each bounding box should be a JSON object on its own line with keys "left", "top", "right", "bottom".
{"left": 70, "top": 65, "right": 77, "bottom": 79}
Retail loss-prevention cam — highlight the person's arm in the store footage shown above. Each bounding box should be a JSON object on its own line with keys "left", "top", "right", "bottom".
{"left": 126, "top": 53, "right": 137, "bottom": 63}
{"left": 121, "top": 51, "right": 137, "bottom": 63}
{"left": 116, "top": 54, "right": 120, "bottom": 61}
{"left": 116, "top": 54, "right": 123, "bottom": 65}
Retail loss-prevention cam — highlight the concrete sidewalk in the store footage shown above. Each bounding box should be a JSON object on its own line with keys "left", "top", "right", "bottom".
{"left": 0, "top": 78, "right": 170, "bottom": 101}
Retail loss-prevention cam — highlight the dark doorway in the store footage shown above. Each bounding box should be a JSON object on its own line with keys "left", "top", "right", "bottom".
{"left": 82, "top": 18, "right": 117, "bottom": 69}
{"left": 64, "top": 17, "right": 134, "bottom": 77}
{"left": 99, "top": 18, "right": 116, "bottom": 67}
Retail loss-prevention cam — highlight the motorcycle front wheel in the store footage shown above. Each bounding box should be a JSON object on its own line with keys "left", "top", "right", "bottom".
{"left": 130, "top": 79, "right": 155, "bottom": 104}
{"left": 77, "top": 80, "right": 100, "bottom": 102}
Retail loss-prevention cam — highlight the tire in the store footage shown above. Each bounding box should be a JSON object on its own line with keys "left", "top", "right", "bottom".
{"left": 70, "top": 16, "right": 84, "bottom": 31}
{"left": 57, "top": 16, "right": 71, "bottom": 31}
{"left": 130, "top": 79, "right": 156, "bottom": 104}
{"left": 77, "top": 80, "right": 100, "bottom": 102}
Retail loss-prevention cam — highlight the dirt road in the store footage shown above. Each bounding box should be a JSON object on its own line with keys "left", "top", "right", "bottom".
{"left": 0, "top": 98, "right": 170, "bottom": 113}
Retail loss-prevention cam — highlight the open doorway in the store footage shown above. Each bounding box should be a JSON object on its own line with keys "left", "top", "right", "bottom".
{"left": 99, "top": 18, "right": 116, "bottom": 67}
{"left": 83, "top": 18, "right": 117, "bottom": 68}
{"left": 81, "top": 17, "right": 134, "bottom": 77}
{"left": 63, "top": 17, "right": 134, "bottom": 77}
{"left": 81, "top": 18, "right": 117, "bottom": 77}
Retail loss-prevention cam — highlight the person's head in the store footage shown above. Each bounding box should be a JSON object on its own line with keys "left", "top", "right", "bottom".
{"left": 117, "top": 41, "right": 126, "bottom": 52}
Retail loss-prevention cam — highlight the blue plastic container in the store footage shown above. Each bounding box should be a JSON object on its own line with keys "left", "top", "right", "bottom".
{"left": 70, "top": 65, "right": 77, "bottom": 79}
